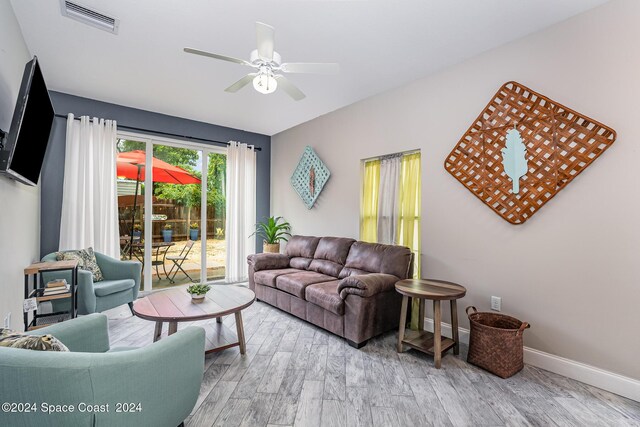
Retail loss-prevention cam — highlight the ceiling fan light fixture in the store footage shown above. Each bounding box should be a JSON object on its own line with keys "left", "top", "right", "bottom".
{"left": 184, "top": 22, "right": 335, "bottom": 100}
{"left": 253, "top": 73, "right": 278, "bottom": 95}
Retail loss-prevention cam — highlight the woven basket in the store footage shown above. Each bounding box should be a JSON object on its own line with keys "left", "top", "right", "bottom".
{"left": 263, "top": 242, "right": 280, "bottom": 254}
{"left": 466, "top": 306, "right": 530, "bottom": 378}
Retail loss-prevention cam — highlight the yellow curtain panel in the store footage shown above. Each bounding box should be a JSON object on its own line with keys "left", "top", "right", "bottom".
{"left": 397, "top": 152, "right": 422, "bottom": 329}
{"left": 360, "top": 159, "right": 380, "bottom": 243}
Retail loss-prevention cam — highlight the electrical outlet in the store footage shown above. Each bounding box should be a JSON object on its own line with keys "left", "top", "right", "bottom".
{"left": 491, "top": 296, "right": 501, "bottom": 312}
{"left": 3, "top": 312, "right": 10, "bottom": 329}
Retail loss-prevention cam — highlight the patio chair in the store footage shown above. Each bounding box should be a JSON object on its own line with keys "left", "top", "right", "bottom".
{"left": 165, "top": 240, "right": 197, "bottom": 284}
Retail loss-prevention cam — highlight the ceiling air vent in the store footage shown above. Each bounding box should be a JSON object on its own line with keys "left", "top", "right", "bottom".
{"left": 60, "top": 0, "right": 120, "bottom": 34}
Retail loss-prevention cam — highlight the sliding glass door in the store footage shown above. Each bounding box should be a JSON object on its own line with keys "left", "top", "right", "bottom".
{"left": 206, "top": 152, "right": 226, "bottom": 281}
{"left": 116, "top": 132, "right": 226, "bottom": 292}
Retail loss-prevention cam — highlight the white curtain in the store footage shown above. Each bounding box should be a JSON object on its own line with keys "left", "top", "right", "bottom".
{"left": 225, "top": 141, "right": 256, "bottom": 282}
{"left": 59, "top": 114, "right": 119, "bottom": 258}
{"left": 377, "top": 155, "right": 401, "bottom": 245}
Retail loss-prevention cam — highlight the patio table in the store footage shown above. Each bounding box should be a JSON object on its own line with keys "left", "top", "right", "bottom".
{"left": 132, "top": 241, "right": 175, "bottom": 280}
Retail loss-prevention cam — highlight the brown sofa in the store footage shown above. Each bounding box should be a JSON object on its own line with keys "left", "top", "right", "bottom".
{"left": 247, "top": 235, "right": 414, "bottom": 348}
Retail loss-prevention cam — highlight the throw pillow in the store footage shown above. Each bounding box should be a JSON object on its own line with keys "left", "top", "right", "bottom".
{"left": 0, "top": 329, "right": 69, "bottom": 352}
{"left": 56, "top": 247, "right": 104, "bottom": 282}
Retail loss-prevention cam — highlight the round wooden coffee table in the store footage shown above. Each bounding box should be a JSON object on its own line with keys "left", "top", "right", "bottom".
{"left": 395, "top": 279, "right": 466, "bottom": 368}
{"left": 133, "top": 285, "right": 255, "bottom": 354}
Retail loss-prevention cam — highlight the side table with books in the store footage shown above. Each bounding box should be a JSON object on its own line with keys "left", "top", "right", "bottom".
{"left": 23, "top": 260, "right": 78, "bottom": 331}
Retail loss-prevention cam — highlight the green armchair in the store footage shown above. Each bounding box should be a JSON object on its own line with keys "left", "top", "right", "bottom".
{"left": 41, "top": 251, "right": 142, "bottom": 315}
{"left": 0, "top": 314, "right": 205, "bottom": 427}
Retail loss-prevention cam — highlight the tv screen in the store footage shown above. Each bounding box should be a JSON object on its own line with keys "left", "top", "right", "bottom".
{"left": 0, "top": 56, "right": 55, "bottom": 186}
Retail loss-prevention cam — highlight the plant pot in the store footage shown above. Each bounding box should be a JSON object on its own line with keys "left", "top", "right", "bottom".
{"left": 190, "top": 229, "right": 199, "bottom": 241}
{"left": 133, "top": 230, "right": 142, "bottom": 239}
{"left": 162, "top": 229, "right": 173, "bottom": 243}
{"left": 190, "top": 293, "right": 205, "bottom": 303}
{"left": 263, "top": 242, "right": 280, "bottom": 253}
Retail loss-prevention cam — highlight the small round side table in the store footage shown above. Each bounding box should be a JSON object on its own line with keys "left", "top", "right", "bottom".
{"left": 395, "top": 279, "right": 466, "bottom": 368}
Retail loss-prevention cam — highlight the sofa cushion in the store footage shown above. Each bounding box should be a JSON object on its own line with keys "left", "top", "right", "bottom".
{"left": 285, "top": 235, "right": 321, "bottom": 258}
{"left": 56, "top": 247, "right": 104, "bottom": 282}
{"left": 342, "top": 242, "right": 412, "bottom": 279}
{"left": 290, "top": 257, "right": 313, "bottom": 270}
{"left": 305, "top": 281, "right": 344, "bottom": 315}
{"left": 313, "top": 237, "right": 356, "bottom": 264}
{"left": 308, "top": 259, "right": 344, "bottom": 277}
{"left": 276, "top": 271, "right": 336, "bottom": 299}
{"left": 308, "top": 237, "right": 356, "bottom": 277}
{"left": 254, "top": 268, "right": 302, "bottom": 288}
{"left": 93, "top": 279, "right": 136, "bottom": 297}
{"left": 0, "top": 329, "right": 69, "bottom": 352}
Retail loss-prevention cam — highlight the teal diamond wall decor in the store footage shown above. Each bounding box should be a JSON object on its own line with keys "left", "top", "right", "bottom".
{"left": 290, "top": 146, "right": 331, "bottom": 209}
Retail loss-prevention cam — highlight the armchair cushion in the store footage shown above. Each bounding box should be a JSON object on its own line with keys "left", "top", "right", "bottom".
{"left": 338, "top": 273, "right": 401, "bottom": 299}
{"left": 0, "top": 329, "right": 69, "bottom": 352}
{"left": 247, "top": 253, "right": 290, "bottom": 271}
{"left": 93, "top": 278, "right": 136, "bottom": 297}
{"left": 56, "top": 247, "right": 104, "bottom": 282}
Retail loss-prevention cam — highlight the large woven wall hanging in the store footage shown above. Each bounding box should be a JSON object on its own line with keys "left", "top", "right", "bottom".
{"left": 444, "top": 81, "right": 617, "bottom": 224}
{"left": 291, "top": 146, "right": 331, "bottom": 209}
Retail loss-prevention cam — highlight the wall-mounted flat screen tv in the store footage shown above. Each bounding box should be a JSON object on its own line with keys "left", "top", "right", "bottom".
{"left": 0, "top": 56, "right": 55, "bottom": 186}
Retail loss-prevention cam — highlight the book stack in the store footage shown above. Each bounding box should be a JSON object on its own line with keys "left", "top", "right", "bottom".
{"left": 43, "top": 279, "right": 70, "bottom": 296}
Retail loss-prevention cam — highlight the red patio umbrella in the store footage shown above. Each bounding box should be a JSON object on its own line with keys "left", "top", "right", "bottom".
{"left": 117, "top": 150, "right": 201, "bottom": 184}
{"left": 117, "top": 150, "right": 201, "bottom": 258}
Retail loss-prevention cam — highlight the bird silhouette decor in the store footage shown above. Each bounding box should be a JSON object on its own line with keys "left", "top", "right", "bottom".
{"left": 501, "top": 126, "right": 528, "bottom": 194}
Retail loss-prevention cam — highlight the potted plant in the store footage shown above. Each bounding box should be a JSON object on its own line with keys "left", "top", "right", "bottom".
{"left": 215, "top": 227, "right": 225, "bottom": 240}
{"left": 252, "top": 216, "right": 291, "bottom": 253}
{"left": 189, "top": 222, "right": 199, "bottom": 241}
{"left": 132, "top": 224, "right": 142, "bottom": 239}
{"left": 162, "top": 224, "right": 173, "bottom": 243}
{"left": 186, "top": 284, "right": 210, "bottom": 302}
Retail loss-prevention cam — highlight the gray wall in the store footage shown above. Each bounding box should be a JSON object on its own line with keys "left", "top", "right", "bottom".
{"left": 271, "top": 0, "right": 639, "bottom": 380}
{"left": 41, "top": 91, "right": 270, "bottom": 256}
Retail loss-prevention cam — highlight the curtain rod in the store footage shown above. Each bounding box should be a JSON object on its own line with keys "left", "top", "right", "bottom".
{"left": 361, "top": 148, "right": 420, "bottom": 162}
{"left": 53, "top": 113, "right": 262, "bottom": 151}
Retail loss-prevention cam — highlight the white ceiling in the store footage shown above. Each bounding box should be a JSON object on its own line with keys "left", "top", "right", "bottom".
{"left": 11, "top": 0, "right": 609, "bottom": 136}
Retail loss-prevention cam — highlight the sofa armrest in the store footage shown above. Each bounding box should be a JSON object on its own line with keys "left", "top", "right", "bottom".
{"left": 27, "top": 313, "right": 110, "bottom": 353}
{"left": 247, "top": 253, "right": 290, "bottom": 271}
{"left": 338, "top": 273, "right": 400, "bottom": 299}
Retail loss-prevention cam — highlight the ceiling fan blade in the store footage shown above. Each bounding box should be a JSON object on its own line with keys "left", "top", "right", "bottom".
{"left": 275, "top": 75, "right": 305, "bottom": 101}
{"left": 225, "top": 73, "right": 258, "bottom": 93}
{"left": 256, "top": 22, "right": 275, "bottom": 61}
{"left": 184, "top": 47, "right": 253, "bottom": 67}
{"left": 280, "top": 62, "right": 340, "bottom": 74}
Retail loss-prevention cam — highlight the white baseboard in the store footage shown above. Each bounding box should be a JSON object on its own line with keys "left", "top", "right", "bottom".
{"left": 422, "top": 317, "right": 640, "bottom": 402}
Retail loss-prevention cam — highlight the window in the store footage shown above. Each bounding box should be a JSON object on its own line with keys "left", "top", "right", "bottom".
{"left": 360, "top": 151, "right": 421, "bottom": 278}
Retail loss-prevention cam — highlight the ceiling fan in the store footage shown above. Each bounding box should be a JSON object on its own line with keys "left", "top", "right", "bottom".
{"left": 184, "top": 22, "right": 339, "bottom": 101}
